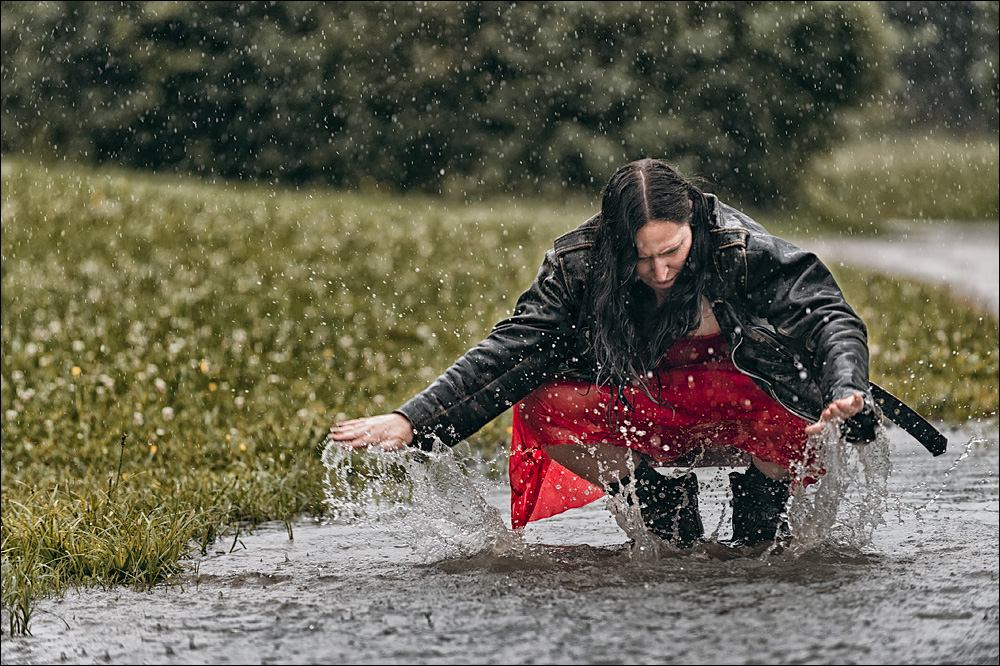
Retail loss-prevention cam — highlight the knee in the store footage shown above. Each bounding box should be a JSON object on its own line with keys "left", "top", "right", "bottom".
{"left": 519, "top": 381, "right": 593, "bottom": 425}
{"left": 751, "top": 456, "right": 789, "bottom": 481}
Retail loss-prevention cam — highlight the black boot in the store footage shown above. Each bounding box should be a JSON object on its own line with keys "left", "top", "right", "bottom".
{"left": 609, "top": 460, "right": 703, "bottom": 547}
{"left": 729, "top": 464, "right": 791, "bottom": 547}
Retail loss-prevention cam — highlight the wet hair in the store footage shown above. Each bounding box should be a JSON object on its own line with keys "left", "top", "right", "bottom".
{"left": 590, "top": 158, "right": 712, "bottom": 408}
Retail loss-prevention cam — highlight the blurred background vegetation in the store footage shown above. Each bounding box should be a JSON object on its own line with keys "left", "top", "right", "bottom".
{"left": 2, "top": 0, "right": 997, "bottom": 216}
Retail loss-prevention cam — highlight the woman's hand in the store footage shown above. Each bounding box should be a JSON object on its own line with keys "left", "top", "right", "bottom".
{"left": 328, "top": 413, "right": 414, "bottom": 452}
{"left": 804, "top": 392, "right": 865, "bottom": 436}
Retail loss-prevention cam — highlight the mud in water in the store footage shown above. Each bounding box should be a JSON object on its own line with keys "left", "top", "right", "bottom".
{"left": 2, "top": 420, "right": 997, "bottom": 665}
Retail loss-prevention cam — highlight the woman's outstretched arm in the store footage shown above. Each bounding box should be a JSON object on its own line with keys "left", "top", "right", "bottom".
{"left": 327, "top": 227, "right": 592, "bottom": 452}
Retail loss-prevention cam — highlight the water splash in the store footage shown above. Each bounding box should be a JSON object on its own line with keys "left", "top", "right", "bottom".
{"left": 321, "top": 440, "right": 526, "bottom": 562}
{"left": 893, "top": 432, "right": 981, "bottom": 524}
{"left": 319, "top": 421, "right": 968, "bottom": 566}
{"left": 784, "top": 422, "right": 892, "bottom": 556}
{"left": 604, "top": 492, "right": 676, "bottom": 561}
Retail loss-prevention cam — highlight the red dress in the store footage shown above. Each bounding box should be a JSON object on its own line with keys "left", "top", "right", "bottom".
{"left": 508, "top": 332, "right": 812, "bottom": 529}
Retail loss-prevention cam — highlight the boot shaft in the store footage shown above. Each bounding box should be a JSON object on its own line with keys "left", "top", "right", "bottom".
{"left": 611, "top": 461, "right": 704, "bottom": 547}
{"left": 729, "top": 464, "right": 791, "bottom": 547}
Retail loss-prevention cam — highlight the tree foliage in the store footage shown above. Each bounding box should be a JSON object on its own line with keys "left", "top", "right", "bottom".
{"left": 882, "top": 0, "right": 999, "bottom": 133}
{"left": 0, "top": 1, "right": 965, "bottom": 206}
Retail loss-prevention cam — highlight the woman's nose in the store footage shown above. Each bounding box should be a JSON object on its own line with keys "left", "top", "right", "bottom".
{"left": 655, "top": 258, "right": 671, "bottom": 280}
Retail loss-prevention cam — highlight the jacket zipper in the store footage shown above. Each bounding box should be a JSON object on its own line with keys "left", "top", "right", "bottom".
{"left": 729, "top": 333, "right": 817, "bottom": 423}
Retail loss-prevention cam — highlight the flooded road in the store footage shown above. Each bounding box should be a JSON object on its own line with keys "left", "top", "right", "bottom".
{"left": 2, "top": 421, "right": 997, "bottom": 665}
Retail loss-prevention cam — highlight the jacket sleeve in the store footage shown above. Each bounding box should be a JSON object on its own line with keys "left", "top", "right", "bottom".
{"left": 742, "top": 232, "right": 873, "bottom": 411}
{"left": 395, "top": 248, "right": 582, "bottom": 451}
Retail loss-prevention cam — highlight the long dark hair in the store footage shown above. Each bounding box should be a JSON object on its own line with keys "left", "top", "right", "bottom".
{"left": 590, "top": 158, "right": 712, "bottom": 407}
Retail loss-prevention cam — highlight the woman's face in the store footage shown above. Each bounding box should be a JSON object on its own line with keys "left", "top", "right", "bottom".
{"left": 634, "top": 219, "right": 692, "bottom": 304}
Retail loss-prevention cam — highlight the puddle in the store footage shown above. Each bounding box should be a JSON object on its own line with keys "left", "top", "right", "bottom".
{"left": 2, "top": 421, "right": 996, "bottom": 665}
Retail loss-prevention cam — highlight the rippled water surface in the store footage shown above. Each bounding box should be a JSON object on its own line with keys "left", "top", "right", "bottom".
{"left": 2, "top": 422, "right": 997, "bottom": 665}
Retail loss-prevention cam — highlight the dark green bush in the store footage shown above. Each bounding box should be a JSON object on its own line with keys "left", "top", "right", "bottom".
{"left": 3, "top": 1, "right": 898, "bottom": 206}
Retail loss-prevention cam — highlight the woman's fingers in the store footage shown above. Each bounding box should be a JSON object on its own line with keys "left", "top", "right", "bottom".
{"left": 834, "top": 393, "right": 864, "bottom": 418}
{"left": 327, "top": 413, "right": 414, "bottom": 451}
{"left": 804, "top": 392, "right": 864, "bottom": 435}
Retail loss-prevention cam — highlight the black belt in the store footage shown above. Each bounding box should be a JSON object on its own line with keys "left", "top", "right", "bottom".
{"left": 870, "top": 382, "right": 948, "bottom": 456}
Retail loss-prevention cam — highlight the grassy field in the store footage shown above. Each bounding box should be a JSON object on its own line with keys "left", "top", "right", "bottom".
{"left": 799, "top": 134, "right": 999, "bottom": 230}
{"left": 2, "top": 157, "right": 997, "bottom": 634}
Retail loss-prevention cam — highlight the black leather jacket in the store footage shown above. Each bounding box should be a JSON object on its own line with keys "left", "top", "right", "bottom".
{"left": 397, "top": 195, "right": 878, "bottom": 451}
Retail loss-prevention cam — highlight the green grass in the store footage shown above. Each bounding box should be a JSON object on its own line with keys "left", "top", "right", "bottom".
{"left": 799, "top": 134, "right": 999, "bottom": 232}
{"left": 1, "top": 157, "right": 997, "bottom": 635}
{"left": 835, "top": 270, "right": 998, "bottom": 423}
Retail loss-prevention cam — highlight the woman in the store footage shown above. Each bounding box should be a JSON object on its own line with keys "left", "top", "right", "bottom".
{"left": 329, "top": 158, "right": 879, "bottom": 548}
